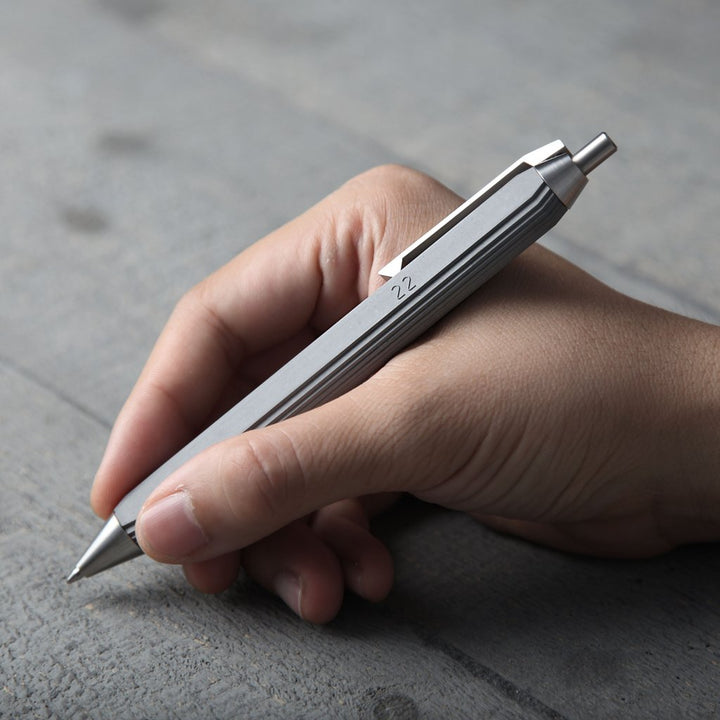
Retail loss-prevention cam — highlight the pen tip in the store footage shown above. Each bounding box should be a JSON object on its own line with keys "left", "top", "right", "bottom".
{"left": 66, "top": 567, "right": 82, "bottom": 584}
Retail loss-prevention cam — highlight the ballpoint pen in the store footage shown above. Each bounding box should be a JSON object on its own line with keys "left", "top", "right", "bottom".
{"left": 67, "top": 132, "right": 617, "bottom": 583}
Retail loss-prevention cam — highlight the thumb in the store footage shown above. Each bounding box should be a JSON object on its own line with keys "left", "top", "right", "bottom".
{"left": 134, "top": 361, "right": 455, "bottom": 564}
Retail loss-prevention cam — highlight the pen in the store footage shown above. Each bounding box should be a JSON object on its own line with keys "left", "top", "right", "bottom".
{"left": 68, "top": 132, "right": 617, "bottom": 583}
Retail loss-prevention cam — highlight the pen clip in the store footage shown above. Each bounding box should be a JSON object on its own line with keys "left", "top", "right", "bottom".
{"left": 378, "top": 139, "right": 568, "bottom": 279}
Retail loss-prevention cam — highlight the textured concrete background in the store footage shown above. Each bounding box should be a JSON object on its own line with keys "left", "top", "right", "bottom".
{"left": 2, "top": 1, "right": 719, "bottom": 718}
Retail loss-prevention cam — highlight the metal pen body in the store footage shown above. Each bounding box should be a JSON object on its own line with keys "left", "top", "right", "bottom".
{"left": 68, "top": 133, "right": 616, "bottom": 582}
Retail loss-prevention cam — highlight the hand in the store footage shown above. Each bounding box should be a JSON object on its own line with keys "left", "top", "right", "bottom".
{"left": 91, "top": 165, "right": 720, "bottom": 622}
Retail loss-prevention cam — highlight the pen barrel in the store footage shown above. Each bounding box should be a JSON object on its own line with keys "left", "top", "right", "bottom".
{"left": 114, "top": 167, "right": 570, "bottom": 537}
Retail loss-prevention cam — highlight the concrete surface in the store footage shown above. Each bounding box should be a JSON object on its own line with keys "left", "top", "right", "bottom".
{"left": 1, "top": 1, "right": 719, "bottom": 718}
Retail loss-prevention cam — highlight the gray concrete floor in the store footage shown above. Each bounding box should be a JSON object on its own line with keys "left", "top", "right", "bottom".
{"left": 2, "top": 1, "right": 720, "bottom": 718}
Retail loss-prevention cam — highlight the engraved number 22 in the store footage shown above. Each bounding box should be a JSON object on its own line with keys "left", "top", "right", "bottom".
{"left": 391, "top": 275, "right": 417, "bottom": 300}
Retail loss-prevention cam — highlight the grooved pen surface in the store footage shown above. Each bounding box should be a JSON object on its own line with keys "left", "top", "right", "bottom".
{"left": 116, "top": 171, "right": 565, "bottom": 525}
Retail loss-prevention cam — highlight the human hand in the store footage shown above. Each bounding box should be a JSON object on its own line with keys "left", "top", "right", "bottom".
{"left": 91, "top": 165, "right": 720, "bottom": 622}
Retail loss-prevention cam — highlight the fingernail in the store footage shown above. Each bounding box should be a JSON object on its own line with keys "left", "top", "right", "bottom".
{"left": 137, "top": 490, "right": 208, "bottom": 560}
{"left": 273, "top": 572, "right": 302, "bottom": 617}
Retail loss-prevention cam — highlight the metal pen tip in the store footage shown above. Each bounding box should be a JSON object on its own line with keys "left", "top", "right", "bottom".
{"left": 66, "top": 566, "right": 82, "bottom": 584}
{"left": 572, "top": 132, "right": 617, "bottom": 175}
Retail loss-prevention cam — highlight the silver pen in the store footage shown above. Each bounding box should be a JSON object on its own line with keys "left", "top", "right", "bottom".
{"left": 68, "top": 132, "right": 616, "bottom": 583}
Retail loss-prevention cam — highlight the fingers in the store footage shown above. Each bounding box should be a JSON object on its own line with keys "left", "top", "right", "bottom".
{"left": 90, "top": 164, "right": 468, "bottom": 620}
{"left": 241, "top": 521, "right": 344, "bottom": 623}
{"left": 183, "top": 552, "right": 243, "bottom": 595}
{"left": 311, "top": 499, "right": 394, "bottom": 603}
{"left": 91, "top": 165, "right": 462, "bottom": 518}
{"left": 182, "top": 499, "right": 395, "bottom": 624}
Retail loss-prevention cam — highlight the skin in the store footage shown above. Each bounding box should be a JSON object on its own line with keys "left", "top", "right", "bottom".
{"left": 91, "top": 165, "right": 720, "bottom": 623}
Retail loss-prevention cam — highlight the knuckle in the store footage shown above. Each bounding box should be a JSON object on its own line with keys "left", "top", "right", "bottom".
{"left": 356, "top": 163, "right": 418, "bottom": 186}
{"left": 335, "top": 164, "right": 460, "bottom": 270}
{"left": 219, "top": 430, "right": 306, "bottom": 523}
{"left": 173, "top": 279, "right": 243, "bottom": 370}
{"left": 175, "top": 279, "right": 207, "bottom": 316}
{"left": 348, "top": 164, "right": 436, "bottom": 200}
{"left": 171, "top": 281, "right": 214, "bottom": 334}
